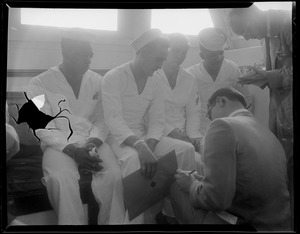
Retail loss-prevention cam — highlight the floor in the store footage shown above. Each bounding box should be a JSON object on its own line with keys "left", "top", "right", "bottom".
{"left": 10, "top": 204, "right": 88, "bottom": 225}
{"left": 10, "top": 202, "right": 163, "bottom": 225}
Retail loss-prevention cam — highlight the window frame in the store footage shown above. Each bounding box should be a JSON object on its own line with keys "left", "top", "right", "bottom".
{"left": 20, "top": 8, "right": 119, "bottom": 32}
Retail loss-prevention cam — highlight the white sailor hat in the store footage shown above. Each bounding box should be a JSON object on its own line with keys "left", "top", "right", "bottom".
{"left": 131, "top": 28, "right": 163, "bottom": 53}
{"left": 198, "top": 27, "right": 228, "bottom": 51}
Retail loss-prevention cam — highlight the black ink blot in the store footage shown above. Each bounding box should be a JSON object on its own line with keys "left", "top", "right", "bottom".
{"left": 11, "top": 92, "right": 73, "bottom": 141}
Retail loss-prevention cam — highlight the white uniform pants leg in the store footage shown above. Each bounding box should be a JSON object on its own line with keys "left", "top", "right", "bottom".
{"left": 110, "top": 143, "right": 144, "bottom": 224}
{"left": 154, "top": 137, "right": 196, "bottom": 171}
{"left": 154, "top": 137, "right": 196, "bottom": 218}
{"left": 42, "top": 147, "right": 86, "bottom": 225}
{"left": 91, "top": 143, "right": 126, "bottom": 224}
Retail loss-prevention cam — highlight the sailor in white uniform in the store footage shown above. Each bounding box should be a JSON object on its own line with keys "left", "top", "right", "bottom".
{"left": 154, "top": 33, "right": 204, "bottom": 174}
{"left": 102, "top": 29, "right": 197, "bottom": 224}
{"left": 27, "top": 28, "right": 125, "bottom": 225}
{"left": 187, "top": 27, "right": 252, "bottom": 143}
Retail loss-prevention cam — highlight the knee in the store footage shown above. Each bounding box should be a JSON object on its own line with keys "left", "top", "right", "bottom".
{"left": 43, "top": 170, "right": 79, "bottom": 189}
{"left": 185, "top": 142, "right": 196, "bottom": 152}
{"left": 98, "top": 142, "right": 112, "bottom": 154}
{"left": 177, "top": 141, "right": 195, "bottom": 155}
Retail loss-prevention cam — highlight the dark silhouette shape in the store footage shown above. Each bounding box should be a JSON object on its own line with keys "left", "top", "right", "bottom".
{"left": 11, "top": 92, "right": 73, "bottom": 141}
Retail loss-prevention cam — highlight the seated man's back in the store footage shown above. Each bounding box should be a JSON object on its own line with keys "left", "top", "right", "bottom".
{"left": 170, "top": 88, "right": 291, "bottom": 231}
{"left": 213, "top": 113, "right": 291, "bottom": 230}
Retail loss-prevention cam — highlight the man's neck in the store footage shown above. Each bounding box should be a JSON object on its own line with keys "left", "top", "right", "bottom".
{"left": 203, "top": 60, "right": 222, "bottom": 80}
{"left": 59, "top": 63, "right": 83, "bottom": 79}
{"left": 130, "top": 59, "right": 147, "bottom": 81}
{"left": 163, "top": 63, "right": 179, "bottom": 78}
{"left": 59, "top": 63, "right": 82, "bottom": 84}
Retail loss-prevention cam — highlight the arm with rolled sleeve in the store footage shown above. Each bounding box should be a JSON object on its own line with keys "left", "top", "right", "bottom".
{"left": 186, "top": 78, "right": 201, "bottom": 138}
{"left": 189, "top": 119, "right": 236, "bottom": 211}
{"left": 102, "top": 70, "right": 136, "bottom": 145}
{"left": 146, "top": 78, "right": 166, "bottom": 140}
{"left": 27, "top": 77, "right": 70, "bottom": 152}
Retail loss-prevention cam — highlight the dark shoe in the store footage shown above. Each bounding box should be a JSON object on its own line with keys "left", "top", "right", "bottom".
{"left": 155, "top": 212, "right": 179, "bottom": 224}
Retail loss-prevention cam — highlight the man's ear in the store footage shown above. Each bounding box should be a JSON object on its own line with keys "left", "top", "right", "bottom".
{"left": 138, "top": 47, "right": 149, "bottom": 60}
{"left": 217, "top": 96, "right": 226, "bottom": 107}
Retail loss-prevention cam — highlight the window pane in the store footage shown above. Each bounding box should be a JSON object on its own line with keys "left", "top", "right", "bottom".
{"left": 151, "top": 9, "right": 214, "bottom": 35}
{"left": 254, "top": 2, "right": 293, "bottom": 11}
{"left": 21, "top": 8, "right": 118, "bottom": 31}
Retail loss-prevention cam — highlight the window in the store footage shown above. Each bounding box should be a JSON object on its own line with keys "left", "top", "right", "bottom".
{"left": 21, "top": 8, "right": 118, "bottom": 31}
{"left": 151, "top": 9, "right": 214, "bottom": 35}
{"left": 254, "top": 2, "right": 293, "bottom": 11}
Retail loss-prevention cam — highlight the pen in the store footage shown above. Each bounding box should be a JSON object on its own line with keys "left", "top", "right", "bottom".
{"left": 189, "top": 170, "right": 196, "bottom": 175}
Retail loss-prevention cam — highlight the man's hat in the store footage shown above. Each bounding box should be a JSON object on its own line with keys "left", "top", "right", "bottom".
{"left": 131, "top": 28, "right": 163, "bottom": 53}
{"left": 198, "top": 27, "right": 228, "bottom": 51}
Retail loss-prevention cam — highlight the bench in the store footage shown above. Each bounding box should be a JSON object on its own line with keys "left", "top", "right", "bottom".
{"left": 6, "top": 91, "right": 99, "bottom": 225}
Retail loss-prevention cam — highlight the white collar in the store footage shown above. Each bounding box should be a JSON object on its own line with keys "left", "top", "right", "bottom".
{"left": 228, "top": 108, "right": 249, "bottom": 117}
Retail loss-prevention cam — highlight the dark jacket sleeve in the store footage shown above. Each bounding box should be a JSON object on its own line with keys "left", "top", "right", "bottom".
{"left": 189, "top": 119, "right": 237, "bottom": 211}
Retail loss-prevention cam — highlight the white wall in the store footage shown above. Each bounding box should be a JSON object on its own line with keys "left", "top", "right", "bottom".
{"left": 225, "top": 47, "right": 270, "bottom": 127}
{"left": 6, "top": 8, "right": 269, "bottom": 128}
{"left": 7, "top": 8, "right": 261, "bottom": 70}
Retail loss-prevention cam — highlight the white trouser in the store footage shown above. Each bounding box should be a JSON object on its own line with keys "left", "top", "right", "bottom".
{"left": 110, "top": 136, "right": 196, "bottom": 224}
{"left": 41, "top": 143, "right": 125, "bottom": 225}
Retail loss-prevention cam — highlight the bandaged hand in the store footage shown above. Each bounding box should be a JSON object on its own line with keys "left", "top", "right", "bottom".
{"left": 135, "top": 141, "right": 158, "bottom": 179}
{"left": 174, "top": 169, "right": 197, "bottom": 193}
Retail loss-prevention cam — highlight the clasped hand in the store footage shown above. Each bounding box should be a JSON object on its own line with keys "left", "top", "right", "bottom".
{"left": 74, "top": 142, "right": 103, "bottom": 173}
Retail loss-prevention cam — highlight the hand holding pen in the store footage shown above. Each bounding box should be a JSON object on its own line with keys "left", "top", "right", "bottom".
{"left": 189, "top": 170, "right": 196, "bottom": 175}
{"left": 174, "top": 169, "right": 198, "bottom": 193}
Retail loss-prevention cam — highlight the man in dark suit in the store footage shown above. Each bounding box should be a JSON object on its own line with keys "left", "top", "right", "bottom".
{"left": 169, "top": 88, "right": 291, "bottom": 231}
